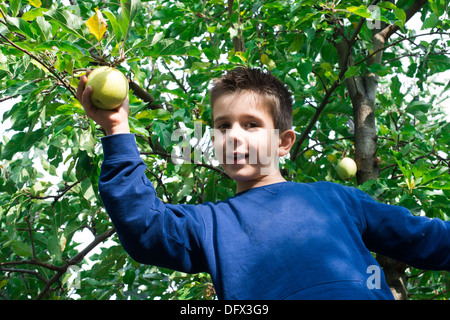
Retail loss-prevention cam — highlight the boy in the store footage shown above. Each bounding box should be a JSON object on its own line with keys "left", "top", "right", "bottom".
{"left": 77, "top": 67, "right": 449, "bottom": 300}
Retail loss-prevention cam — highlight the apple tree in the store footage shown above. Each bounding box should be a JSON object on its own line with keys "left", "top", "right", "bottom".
{"left": 0, "top": 0, "right": 449, "bottom": 300}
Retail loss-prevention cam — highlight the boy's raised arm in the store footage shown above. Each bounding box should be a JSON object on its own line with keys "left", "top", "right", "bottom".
{"left": 76, "top": 71, "right": 209, "bottom": 274}
{"left": 98, "top": 134, "right": 208, "bottom": 273}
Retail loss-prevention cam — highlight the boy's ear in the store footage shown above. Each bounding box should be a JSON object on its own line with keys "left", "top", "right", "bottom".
{"left": 278, "top": 129, "right": 296, "bottom": 157}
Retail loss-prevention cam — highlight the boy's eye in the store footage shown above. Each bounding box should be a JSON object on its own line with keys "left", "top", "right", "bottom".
{"left": 216, "top": 123, "right": 230, "bottom": 129}
{"left": 245, "top": 122, "right": 259, "bottom": 129}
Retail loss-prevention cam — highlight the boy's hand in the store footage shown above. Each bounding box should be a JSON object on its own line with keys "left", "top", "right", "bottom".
{"left": 77, "top": 69, "right": 130, "bottom": 136}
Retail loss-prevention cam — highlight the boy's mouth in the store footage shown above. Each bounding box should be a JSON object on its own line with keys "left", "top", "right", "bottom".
{"left": 226, "top": 152, "right": 249, "bottom": 164}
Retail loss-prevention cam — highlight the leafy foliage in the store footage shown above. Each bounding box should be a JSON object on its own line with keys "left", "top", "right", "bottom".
{"left": 0, "top": 0, "right": 449, "bottom": 300}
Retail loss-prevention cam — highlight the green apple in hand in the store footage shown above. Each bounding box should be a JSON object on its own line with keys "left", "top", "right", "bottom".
{"left": 85, "top": 66, "right": 129, "bottom": 110}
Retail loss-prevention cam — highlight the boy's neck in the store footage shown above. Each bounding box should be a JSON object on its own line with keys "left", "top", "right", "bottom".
{"left": 235, "top": 171, "right": 287, "bottom": 194}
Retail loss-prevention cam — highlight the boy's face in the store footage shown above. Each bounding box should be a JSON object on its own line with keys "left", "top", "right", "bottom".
{"left": 212, "top": 92, "right": 285, "bottom": 185}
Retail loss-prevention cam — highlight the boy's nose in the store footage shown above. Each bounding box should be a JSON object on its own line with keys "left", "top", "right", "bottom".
{"left": 227, "top": 125, "right": 245, "bottom": 146}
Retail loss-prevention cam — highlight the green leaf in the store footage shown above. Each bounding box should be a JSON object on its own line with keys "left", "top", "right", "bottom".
{"left": 27, "top": 0, "right": 42, "bottom": 8}
{"left": 3, "top": 82, "right": 38, "bottom": 97}
{"left": 368, "top": 63, "right": 392, "bottom": 76}
{"left": 405, "top": 100, "right": 431, "bottom": 122}
{"left": 80, "top": 178, "right": 96, "bottom": 202}
{"left": 150, "top": 31, "right": 165, "bottom": 47}
{"left": 22, "top": 7, "right": 48, "bottom": 21}
{"left": 428, "top": 0, "right": 446, "bottom": 16}
{"left": 12, "top": 240, "right": 33, "bottom": 257}
{"left": 344, "top": 65, "right": 360, "bottom": 79}
{"left": 323, "top": 101, "right": 353, "bottom": 116}
{"left": 297, "top": 59, "right": 312, "bottom": 82}
{"left": 91, "top": 251, "right": 117, "bottom": 277}
{"left": 144, "top": 39, "right": 201, "bottom": 57}
{"left": 394, "top": 8, "right": 406, "bottom": 27}
{"left": 123, "top": 268, "right": 136, "bottom": 285}
{"left": 118, "top": 0, "right": 142, "bottom": 41}
{"left": 152, "top": 122, "right": 173, "bottom": 149}
{"left": 1, "top": 129, "right": 45, "bottom": 160}
{"left": 136, "top": 109, "right": 171, "bottom": 122}
{"left": 10, "top": 0, "right": 21, "bottom": 17}
{"left": 47, "top": 234, "right": 62, "bottom": 261}
{"left": 33, "top": 40, "right": 85, "bottom": 54}
{"left": 422, "top": 13, "right": 438, "bottom": 29}
{"left": 78, "top": 129, "right": 96, "bottom": 156}
{"left": 30, "top": 181, "right": 49, "bottom": 197}
{"left": 426, "top": 55, "right": 450, "bottom": 75}
{"left": 5, "top": 17, "right": 35, "bottom": 38}
{"left": 103, "top": 10, "right": 122, "bottom": 42}
{"left": 422, "top": 180, "right": 450, "bottom": 190}
{"left": 419, "top": 167, "right": 449, "bottom": 186}
{"left": 44, "top": 8, "right": 89, "bottom": 40}
{"left": 347, "top": 5, "right": 371, "bottom": 18}
{"left": 31, "top": 16, "right": 52, "bottom": 42}
{"left": 377, "top": 1, "right": 397, "bottom": 10}
{"left": 151, "top": 8, "right": 184, "bottom": 21}
{"left": 120, "top": 0, "right": 142, "bottom": 22}
{"left": 261, "top": 53, "right": 276, "bottom": 70}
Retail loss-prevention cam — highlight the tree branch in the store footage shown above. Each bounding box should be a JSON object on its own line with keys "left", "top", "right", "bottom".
{"left": 378, "top": 0, "right": 429, "bottom": 41}
{"left": 0, "top": 259, "right": 61, "bottom": 272}
{"left": 0, "top": 268, "right": 47, "bottom": 283}
{"left": 354, "top": 31, "right": 449, "bottom": 67}
{"left": 129, "top": 80, "right": 163, "bottom": 110}
{"left": 228, "top": 0, "right": 245, "bottom": 52}
{"left": 297, "top": 136, "right": 354, "bottom": 158}
{"left": 21, "top": 175, "right": 87, "bottom": 207}
{"left": 161, "top": 59, "right": 188, "bottom": 94}
{"left": 291, "top": 12, "right": 366, "bottom": 160}
{"left": 25, "top": 217, "right": 37, "bottom": 260}
{"left": 291, "top": 80, "right": 341, "bottom": 160}
{"left": 36, "top": 227, "right": 116, "bottom": 300}
{"left": 1, "top": 226, "right": 116, "bottom": 300}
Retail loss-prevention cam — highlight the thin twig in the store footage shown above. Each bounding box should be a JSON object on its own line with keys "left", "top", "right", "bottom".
{"left": 354, "top": 31, "right": 450, "bottom": 68}
{"left": 24, "top": 217, "right": 37, "bottom": 260}
{"left": 21, "top": 175, "right": 88, "bottom": 207}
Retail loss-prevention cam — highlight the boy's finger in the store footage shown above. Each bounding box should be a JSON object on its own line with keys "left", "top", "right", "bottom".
{"left": 76, "top": 75, "right": 87, "bottom": 102}
{"left": 81, "top": 85, "right": 95, "bottom": 113}
{"left": 76, "top": 70, "right": 92, "bottom": 102}
{"left": 121, "top": 96, "right": 130, "bottom": 113}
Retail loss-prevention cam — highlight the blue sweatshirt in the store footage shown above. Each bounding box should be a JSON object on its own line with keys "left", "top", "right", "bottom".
{"left": 98, "top": 134, "right": 450, "bottom": 300}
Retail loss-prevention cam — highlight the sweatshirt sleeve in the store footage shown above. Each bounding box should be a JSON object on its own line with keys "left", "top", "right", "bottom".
{"left": 353, "top": 188, "right": 450, "bottom": 271}
{"left": 98, "top": 134, "right": 208, "bottom": 273}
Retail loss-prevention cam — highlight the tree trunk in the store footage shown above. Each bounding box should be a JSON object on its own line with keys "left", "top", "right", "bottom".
{"left": 337, "top": 52, "right": 409, "bottom": 301}
{"left": 343, "top": 56, "right": 409, "bottom": 301}
{"left": 334, "top": 1, "right": 429, "bottom": 300}
{"left": 346, "top": 77, "right": 380, "bottom": 184}
{"left": 376, "top": 255, "right": 408, "bottom": 300}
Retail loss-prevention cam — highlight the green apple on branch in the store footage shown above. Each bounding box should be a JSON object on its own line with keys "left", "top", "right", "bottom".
{"left": 336, "top": 157, "right": 357, "bottom": 180}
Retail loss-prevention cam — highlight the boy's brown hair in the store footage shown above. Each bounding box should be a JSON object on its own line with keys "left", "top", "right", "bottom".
{"left": 210, "top": 68, "right": 293, "bottom": 132}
